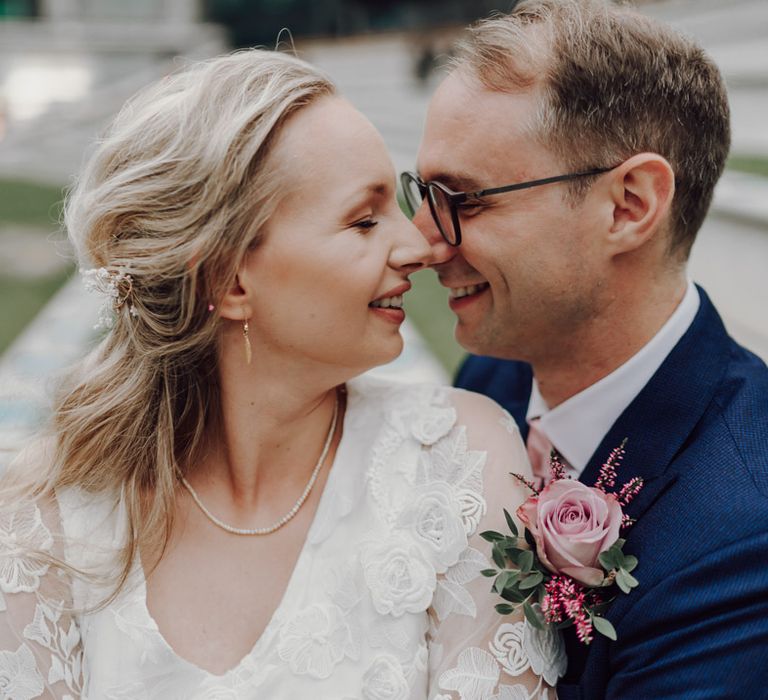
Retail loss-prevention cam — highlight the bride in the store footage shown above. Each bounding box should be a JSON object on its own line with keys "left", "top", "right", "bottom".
{"left": 0, "top": 50, "right": 564, "bottom": 698}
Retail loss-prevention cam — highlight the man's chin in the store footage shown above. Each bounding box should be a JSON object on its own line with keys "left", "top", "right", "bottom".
{"left": 455, "top": 322, "right": 524, "bottom": 361}
{"left": 454, "top": 322, "right": 487, "bottom": 357}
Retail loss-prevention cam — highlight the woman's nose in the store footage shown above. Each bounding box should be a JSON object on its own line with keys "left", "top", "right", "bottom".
{"left": 389, "top": 214, "right": 433, "bottom": 271}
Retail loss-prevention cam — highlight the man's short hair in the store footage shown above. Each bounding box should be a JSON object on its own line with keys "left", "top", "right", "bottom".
{"left": 454, "top": 0, "right": 731, "bottom": 258}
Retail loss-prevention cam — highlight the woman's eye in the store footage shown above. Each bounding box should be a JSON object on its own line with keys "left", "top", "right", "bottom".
{"left": 352, "top": 218, "right": 378, "bottom": 231}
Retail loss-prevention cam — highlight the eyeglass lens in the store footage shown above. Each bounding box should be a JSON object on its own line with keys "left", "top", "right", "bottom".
{"left": 401, "top": 175, "right": 423, "bottom": 217}
{"left": 428, "top": 185, "right": 458, "bottom": 245}
{"left": 400, "top": 173, "right": 458, "bottom": 246}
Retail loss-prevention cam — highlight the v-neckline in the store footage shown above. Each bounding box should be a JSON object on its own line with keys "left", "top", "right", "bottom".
{"left": 133, "top": 389, "right": 356, "bottom": 679}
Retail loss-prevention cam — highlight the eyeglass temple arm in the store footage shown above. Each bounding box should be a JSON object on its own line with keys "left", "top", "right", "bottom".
{"left": 467, "top": 167, "right": 615, "bottom": 200}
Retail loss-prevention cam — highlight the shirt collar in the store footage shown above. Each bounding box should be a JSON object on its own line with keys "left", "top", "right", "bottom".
{"left": 526, "top": 281, "right": 700, "bottom": 477}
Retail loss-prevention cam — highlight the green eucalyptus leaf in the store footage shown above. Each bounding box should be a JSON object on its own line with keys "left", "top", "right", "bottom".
{"left": 519, "top": 571, "right": 544, "bottom": 590}
{"left": 494, "top": 570, "right": 517, "bottom": 594}
{"left": 492, "top": 546, "right": 506, "bottom": 569}
{"left": 524, "top": 529, "right": 536, "bottom": 549}
{"left": 622, "top": 555, "right": 639, "bottom": 573}
{"left": 504, "top": 509, "right": 519, "bottom": 536}
{"left": 495, "top": 603, "right": 517, "bottom": 615}
{"left": 615, "top": 568, "right": 639, "bottom": 594}
{"left": 518, "top": 550, "right": 534, "bottom": 574}
{"left": 501, "top": 587, "right": 526, "bottom": 603}
{"left": 599, "top": 550, "right": 618, "bottom": 571}
{"left": 480, "top": 530, "right": 505, "bottom": 543}
{"left": 480, "top": 569, "right": 498, "bottom": 578}
{"left": 501, "top": 570, "right": 521, "bottom": 588}
{"left": 616, "top": 572, "right": 631, "bottom": 595}
{"left": 523, "top": 601, "right": 544, "bottom": 629}
{"left": 592, "top": 615, "right": 617, "bottom": 641}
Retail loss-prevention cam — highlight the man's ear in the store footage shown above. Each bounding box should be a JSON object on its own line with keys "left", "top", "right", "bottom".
{"left": 606, "top": 153, "right": 675, "bottom": 254}
{"left": 218, "top": 270, "right": 252, "bottom": 321}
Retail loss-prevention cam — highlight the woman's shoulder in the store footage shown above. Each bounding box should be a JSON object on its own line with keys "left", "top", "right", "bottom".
{"left": 4, "top": 439, "right": 123, "bottom": 562}
{"left": 350, "top": 375, "right": 514, "bottom": 423}
{"left": 352, "top": 375, "right": 529, "bottom": 499}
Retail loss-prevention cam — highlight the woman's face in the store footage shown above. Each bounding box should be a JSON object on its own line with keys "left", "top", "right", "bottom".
{"left": 239, "top": 96, "right": 431, "bottom": 376}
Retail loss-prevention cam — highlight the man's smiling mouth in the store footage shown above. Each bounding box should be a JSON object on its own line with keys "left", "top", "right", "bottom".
{"left": 449, "top": 283, "right": 490, "bottom": 300}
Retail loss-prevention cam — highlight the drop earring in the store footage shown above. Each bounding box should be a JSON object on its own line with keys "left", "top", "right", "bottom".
{"left": 243, "top": 317, "right": 252, "bottom": 365}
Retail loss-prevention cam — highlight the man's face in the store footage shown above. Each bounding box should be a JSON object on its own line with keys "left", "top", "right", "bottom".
{"left": 414, "top": 71, "right": 609, "bottom": 362}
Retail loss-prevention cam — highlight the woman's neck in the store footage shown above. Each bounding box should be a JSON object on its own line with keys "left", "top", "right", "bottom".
{"left": 195, "top": 360, "right": 343, "bottom": 513}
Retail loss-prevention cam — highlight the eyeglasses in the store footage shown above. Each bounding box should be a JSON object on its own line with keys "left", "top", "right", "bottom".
{"left": 400, "top": 166, "right": 617, "bottom": 246}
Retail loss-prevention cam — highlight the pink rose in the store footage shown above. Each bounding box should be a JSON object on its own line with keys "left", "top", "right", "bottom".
{"left": 517, "top": 479, "right": 623, "bottom": 587}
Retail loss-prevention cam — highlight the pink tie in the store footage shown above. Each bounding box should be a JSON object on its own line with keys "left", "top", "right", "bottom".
{"left": 527, "top": 418, "right": 553, "bottom": 487}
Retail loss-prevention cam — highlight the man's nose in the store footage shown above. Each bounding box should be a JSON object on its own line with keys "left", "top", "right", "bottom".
{"left": 412, "top": 203, "right": 455, "bottom": 266}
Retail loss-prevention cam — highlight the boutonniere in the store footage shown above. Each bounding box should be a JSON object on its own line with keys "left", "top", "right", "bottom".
{"left": 481, "top": 440, "right": 643, "bottom": 644}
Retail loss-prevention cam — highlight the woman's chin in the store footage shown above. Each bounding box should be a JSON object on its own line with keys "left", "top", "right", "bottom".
{"left": 356, "top": 335, "right": 404, "bottom": 376}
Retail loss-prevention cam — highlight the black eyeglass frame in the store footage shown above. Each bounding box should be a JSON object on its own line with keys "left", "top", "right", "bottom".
{"left": 400, "top": 166, "right": 617, "bottom": 246}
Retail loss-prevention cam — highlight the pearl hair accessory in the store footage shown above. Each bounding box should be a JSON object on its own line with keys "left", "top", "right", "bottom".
{"left": 81, "top": 267, "right": 139, "bottom": 329}
{"left": 180, "top": 389, "right": 340, "bottom": 536}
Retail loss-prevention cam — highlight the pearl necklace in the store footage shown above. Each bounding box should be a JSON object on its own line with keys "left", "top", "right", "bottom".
{"left": 181, "top": 392, "right": 340, "bottom": 536}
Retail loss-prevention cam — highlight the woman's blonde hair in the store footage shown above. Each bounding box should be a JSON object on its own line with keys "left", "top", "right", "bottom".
{"left": 4, "top": 49, "right": 335, "bottom": 602}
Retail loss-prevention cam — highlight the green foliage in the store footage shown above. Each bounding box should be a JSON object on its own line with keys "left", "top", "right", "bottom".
{"left": 523, "top": 600, "right": 544, "bottom": 630}
{"left": 592, "top": 615, "right": 617, "bottom": 641}
{"left": 599, "top": 539, "right": 639, "bottom": 594}
{"left": 480, "top": 530, "right": 505, "bottom": 542}
{"left": 503, "top": 509, "right": 519, "bottom": 536}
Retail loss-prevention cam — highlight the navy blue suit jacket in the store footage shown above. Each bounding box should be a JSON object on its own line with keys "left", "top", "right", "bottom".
{"left": 456, "top": 288, "right": 768, "bottom": 699}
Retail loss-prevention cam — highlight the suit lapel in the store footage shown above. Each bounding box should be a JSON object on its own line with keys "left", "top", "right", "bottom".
{"left": 578, "top": 288, "right": 730, "bottom": 518}
{"left": 561, "top": 288, "right": 732, "bottom": 682}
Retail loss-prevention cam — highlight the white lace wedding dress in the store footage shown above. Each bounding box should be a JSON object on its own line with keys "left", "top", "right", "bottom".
{"left": 0, "top": 376, "right": 566, "bottom": 699}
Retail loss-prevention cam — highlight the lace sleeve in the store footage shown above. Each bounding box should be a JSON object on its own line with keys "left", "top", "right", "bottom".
{"left": 0, "top": 454, "right": 83, "bottom": 698}
{"left": 426, "top": 390, "right": 566, "bottom": 700}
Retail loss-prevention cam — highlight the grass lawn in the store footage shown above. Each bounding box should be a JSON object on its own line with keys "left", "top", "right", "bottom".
{"left": 727, "top": 154, "right": 768, "bottom": 179}
{"left": 0, "top": 178, "right": 73, "bottom": 354}
{"left": 0, "top": 179, "right": 67, "bottom": 227}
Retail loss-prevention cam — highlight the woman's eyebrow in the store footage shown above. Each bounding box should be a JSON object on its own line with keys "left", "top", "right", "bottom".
{"left": 342, "top": 181, "right": 390, "bottom": 206}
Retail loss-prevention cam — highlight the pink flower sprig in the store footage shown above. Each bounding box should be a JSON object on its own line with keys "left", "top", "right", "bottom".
{"left": 617, "top": 476, "right": 644, "bottom": 507}
{"left": 509, "top": 471, "right": 541, "bottom": 496}
{"left": 541, "top": 576, "right": 608, "bottom": 644}
{"left": 593, "top": 438, "right": 627, "bottom": 492}
{"left": 548, "top": 449, "right": 569, "bottom": 481}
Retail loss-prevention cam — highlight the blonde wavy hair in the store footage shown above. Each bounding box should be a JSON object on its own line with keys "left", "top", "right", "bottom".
{"left": 3, "top": 49, "right": 335, "bottom": 601}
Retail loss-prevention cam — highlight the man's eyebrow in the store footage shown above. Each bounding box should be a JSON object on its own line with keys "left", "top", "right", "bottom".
{"left": 416, "top": 170, "right": 485, "bottom": 192}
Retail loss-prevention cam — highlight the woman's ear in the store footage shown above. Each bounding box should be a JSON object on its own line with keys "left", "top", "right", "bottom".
{"left": 218, "top": 271, "right": 251, "bottom": 321}
{"left": 606, "top": 153, "right": 675, "bottom": 255}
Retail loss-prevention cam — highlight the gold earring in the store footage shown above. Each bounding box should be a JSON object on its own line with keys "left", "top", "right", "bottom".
{"left": 243, "top": 317, "right": 252, "bottom": 365}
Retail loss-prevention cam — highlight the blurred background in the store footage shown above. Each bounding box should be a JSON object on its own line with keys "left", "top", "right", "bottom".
{"left": 1, "top": 0, "right": 766, "bottom": 466}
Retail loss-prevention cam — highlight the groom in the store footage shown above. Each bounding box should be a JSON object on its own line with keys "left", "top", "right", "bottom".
{"left": 408, "top": 0, "right": 768, "bottom": 697}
